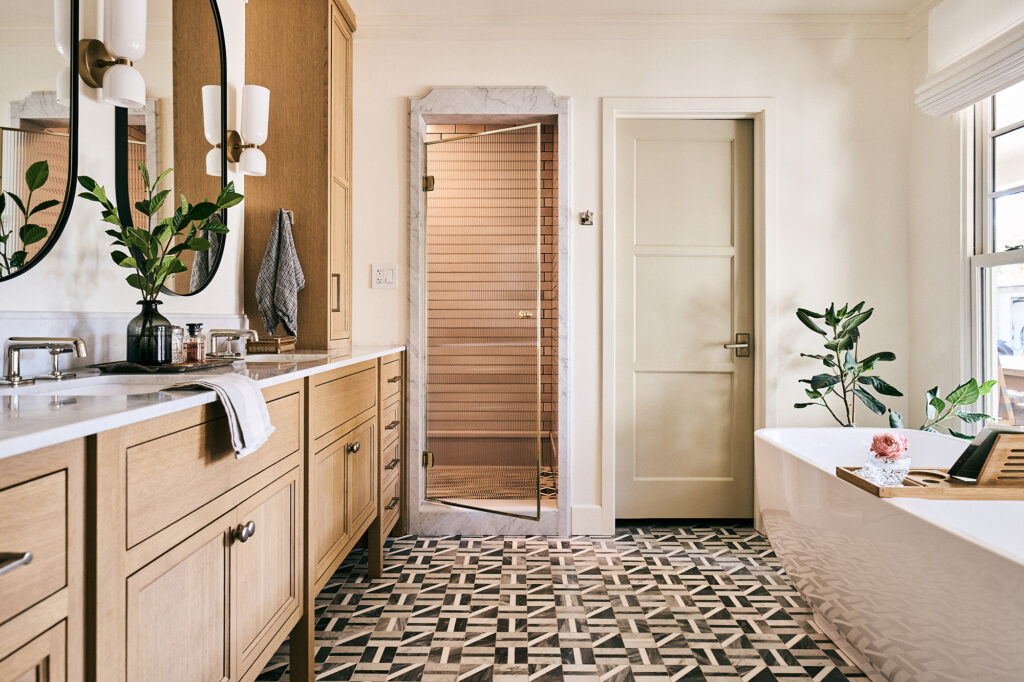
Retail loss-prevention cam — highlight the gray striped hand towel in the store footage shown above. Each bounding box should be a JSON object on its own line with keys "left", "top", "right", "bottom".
{"left": 255, "top": 208, "right": 305, "bottom": 336}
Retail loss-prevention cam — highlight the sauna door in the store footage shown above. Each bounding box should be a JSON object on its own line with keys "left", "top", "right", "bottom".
{"left": 423, "top": 123, "right": 542, "bottom": 520}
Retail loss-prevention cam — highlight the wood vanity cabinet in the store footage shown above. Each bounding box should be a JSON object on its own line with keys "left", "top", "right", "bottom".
{"left": 92, "top": 380, "right": 305, "bottom": 682}
{"left": 0, "top": 440, "right": 84, "bottom": 682}
{"left": 243, "top": 0, "right": 356, "bottom": 354}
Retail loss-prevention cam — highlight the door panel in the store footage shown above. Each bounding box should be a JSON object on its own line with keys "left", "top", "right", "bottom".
{"left": 615, "top": 118, "right": 754, "bottom": 519}
{"left": 0, "top": 622, "right": 66, "bottom": 682}
{"left": 346, "top": 419, "right": 377, "bottom": 532}
{"left": 126, "top": 512, "right": 232, "bottom": 682}
{"left": 232, "top": 469, "right": 301, "bottom": 678}
{"left": 423, "top": 124, "right": 543, "bottom": 520}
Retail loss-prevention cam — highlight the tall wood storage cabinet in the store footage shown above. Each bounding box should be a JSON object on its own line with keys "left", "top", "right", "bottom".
{"left": 244, "top": 0, "right": 355, "bottom": 355}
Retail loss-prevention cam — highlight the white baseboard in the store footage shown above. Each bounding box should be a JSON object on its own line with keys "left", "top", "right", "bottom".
{"left": 571, "top": 504, "right": 608, "bottom": 535}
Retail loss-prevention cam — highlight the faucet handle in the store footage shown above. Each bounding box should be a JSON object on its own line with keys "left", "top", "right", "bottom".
{"left": 208, "top": 329, "right": 259, "bottom": 358}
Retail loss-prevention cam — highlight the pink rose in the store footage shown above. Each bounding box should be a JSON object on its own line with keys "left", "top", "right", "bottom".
{"left": 870, "top": 432, "right": 909, "bottom": 460}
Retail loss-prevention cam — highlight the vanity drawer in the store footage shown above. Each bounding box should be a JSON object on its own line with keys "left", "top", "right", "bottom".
{"left": 125, "top": 386, "right": 302, "bottom": 549}
{"left": 380, "top": 398, "right": 401, "bottom": 445}
{"left": 0, "top": 472, "right": 66, "bottom": 626}
{"left": 381, "top": 469, "right": 402, "bottom": 533}
{"left": 310, "top": 360, "right": 377, "bottom": 451}
{"left": 379, "top": 355, "right": 402, "bottom": 403}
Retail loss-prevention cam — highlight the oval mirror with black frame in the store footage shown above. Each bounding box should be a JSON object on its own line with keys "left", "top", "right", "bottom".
{"left": 114, "top": 0, "right": 228, "bottom": 296}
{"left": 0, "top": 0, "right": 80, "bottom": 282}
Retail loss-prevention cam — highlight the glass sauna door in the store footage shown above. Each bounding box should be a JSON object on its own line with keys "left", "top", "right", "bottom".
{"left": 424, "top": 123, "right": 542, "bottom": 520}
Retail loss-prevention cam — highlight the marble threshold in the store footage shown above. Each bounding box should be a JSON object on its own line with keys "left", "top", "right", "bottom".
{"left": 0, "top": 344, "right": 405, "bottom": 461}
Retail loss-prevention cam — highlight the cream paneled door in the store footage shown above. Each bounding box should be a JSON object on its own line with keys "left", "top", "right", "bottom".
{"left": 615, "top": 118, "right": 754, "bottom": 518}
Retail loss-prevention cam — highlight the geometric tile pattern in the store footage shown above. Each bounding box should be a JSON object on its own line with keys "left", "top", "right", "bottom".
{"left": 257, "top": 524, "right": 867, "bottom": 681}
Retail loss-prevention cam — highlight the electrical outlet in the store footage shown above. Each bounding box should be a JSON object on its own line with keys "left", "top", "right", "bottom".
{"left": 371, "top": 264, "right": 397, "bottom": 289}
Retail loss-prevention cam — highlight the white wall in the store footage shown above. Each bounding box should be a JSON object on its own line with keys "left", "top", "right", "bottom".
{"left": 1, "top": 0, "right": 246, "bottom": 319}
{"left": 349, "top": 15, "right": 922, "bottom": 528}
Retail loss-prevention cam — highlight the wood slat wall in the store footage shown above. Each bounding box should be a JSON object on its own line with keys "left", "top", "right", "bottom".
{"left": 424, "top": 123, "right": 558, "bottom": 467}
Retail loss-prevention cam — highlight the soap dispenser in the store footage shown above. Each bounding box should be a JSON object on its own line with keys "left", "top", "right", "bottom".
{"left": 183, "top": 323, "right": 207, "bottom": 364}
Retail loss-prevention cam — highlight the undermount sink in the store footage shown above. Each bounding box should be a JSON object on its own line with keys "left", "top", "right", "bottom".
{"left": 0, "top": 374, "right": 194, "bottom": 398}
{"left": 243, "top": 353, "right": 331, "bottom": 363}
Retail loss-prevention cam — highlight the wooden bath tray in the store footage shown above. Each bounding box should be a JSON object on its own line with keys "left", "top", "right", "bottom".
{"left": 837, "top": 433, "right": 1024, "bottom": 500}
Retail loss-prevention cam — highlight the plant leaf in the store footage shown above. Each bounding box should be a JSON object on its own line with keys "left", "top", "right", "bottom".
{"left": 6, "top": 191, "right": 27, "bottom": 216}
{"left": 138, "top": 161, "right": 150, "bottom": 189}
{"left": 794, "top": 403, "right": 816, "bottom": 408}
{"left": 125, "top": 273, "right": 147, "bottom": 292}
{"left": 948, "top": 429, "right": 973, "bottom": 440}
{"left": 78, "top": 175, "right": 97, "bottom": 192}
{"left": 843, "top": 351, "right": 857, "bottom": 373}
{"left": 925, "top": 386, "right": 940, "bottom": 419}
{"left": 28, "top": 199, "right": 60, "bottom": 216}
{"left": 796, "top": 309, "right": 827, "bottom": 335}
{"left": 860, "top": 351, "right": 895, "bottom": 365}
{"left": 187, "top": 237, "right": 211, "bottom": 251}
{"left": 954, "top": 410, "right": 990, "bottom": 424}
{"left": 24, "top": 160, "right": 48, "bottom": 191}
{"left": 19, "top": 224, "right": 47, "bottom": 246}
{"left": 945, "top": 379, "right": 980, "bottom": 407}
{"left": 809, "top": 374, "right": 841, "bottom": 391}
{"left": 857, "top": 375, "right": 903, "bottom": 397}
{"left": 805, "top": 388, "right": 822, "bottom": 399}
{"left": 852, "top": 387, "right": 887, "bottom": 415}
{"left": 840, "top": 309, "right": 872, "bottom": 332}
{"left": 888, "top": 410, "right": 904, "bottom": 428}
{"left": 979, "top": 379, "right": 997, "bottom": 395}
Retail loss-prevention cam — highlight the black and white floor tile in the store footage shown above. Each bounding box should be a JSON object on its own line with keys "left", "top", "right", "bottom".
{"left": 257, "top": 525, "right": 867, "bottom": 681}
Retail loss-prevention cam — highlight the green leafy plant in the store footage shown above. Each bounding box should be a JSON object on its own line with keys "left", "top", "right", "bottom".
{"left": 77, "top": 163, "right": 242, "bottom": 300}
{"left": 0, "top": 160, "right": 59, "bottom": 277}
{"left": 888, "top": 380, "right": 997, "bottom": 439}
{"left": 794, "top": 302, "right": 903, "bottom": 426}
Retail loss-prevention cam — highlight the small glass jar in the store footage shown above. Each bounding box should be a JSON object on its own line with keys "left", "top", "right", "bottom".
{"left": 861, "top": 454, "right": 911, "bottom": 487}
{"left": 170, "top": 326, "right": 185, "bottom": 364}
{"left": 183, "top": 323, "right": 207, "bottom": 364}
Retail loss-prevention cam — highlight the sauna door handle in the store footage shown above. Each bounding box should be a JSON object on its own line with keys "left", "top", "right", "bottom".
{"left": 518, "top": 310, "right": 533, "bottom": 319}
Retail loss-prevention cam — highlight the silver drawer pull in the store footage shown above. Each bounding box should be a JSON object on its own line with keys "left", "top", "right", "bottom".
{"left": 386, "top": 375, "right": 401, "bottom": 383}
{"left": 0, "top": 552, "right": 32, "bottom": 577}
{"left": 385, "top": 420, "right": 400, "bottom": 431}
{"left": 384, "top": 496, "right": 400, "bottom": 511}
{"left": 384, "top": 457, "right": 400, "bottom": 470}
{"left": 233, "top": 521, "right": 256, "bottom": 543}
{"left": 346, "top": 441, "right": 361, "bottom": 454}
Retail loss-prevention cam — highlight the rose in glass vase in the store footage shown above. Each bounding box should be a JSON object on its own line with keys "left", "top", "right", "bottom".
{"left": 861, "top": 431, "right": 911, "bottom": 487}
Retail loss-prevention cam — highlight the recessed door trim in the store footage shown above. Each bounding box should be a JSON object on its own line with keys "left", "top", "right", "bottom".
{"left": 598, "top": 97, "right": 778, "bottom": 536}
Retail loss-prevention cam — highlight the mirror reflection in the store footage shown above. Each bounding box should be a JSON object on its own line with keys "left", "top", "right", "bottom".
{"left": 123, "top": 0, "right": 225, "bottom": 295}
{"left": 0, "top": 0, "right": 76, "bottom": 279}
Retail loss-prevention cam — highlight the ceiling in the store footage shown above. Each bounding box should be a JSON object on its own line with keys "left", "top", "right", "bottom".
{"left": 349, "top": 0, "right": 928, "bottom": 19}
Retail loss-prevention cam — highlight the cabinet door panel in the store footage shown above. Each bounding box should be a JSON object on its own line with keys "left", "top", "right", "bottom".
{"left": 232, "top": 469, "right": 301, "bottom": 678}
{"left": 330, "top": 5, "right": 349, "bottom": 184}
{"left": 346, "top": 419, "right": 377, "bottom": 533}
{"left": 313, "top": 437, "right": 348, "bottom": 581}
{"left": 329, "top": 179, "right": 349, "bottom": 342}
{"left": 0, "top": 622, "right": 65, "bottom": 682}
{"left": 126, "top": 513, "right": 232, "bottom": 682}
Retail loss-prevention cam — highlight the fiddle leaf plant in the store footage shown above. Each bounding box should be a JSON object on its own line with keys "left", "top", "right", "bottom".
{"left": 794, "top": 302, "right": 903, "bottom": 427}
{"left": 77, "top": 162, "right": 242, "bottom": 301}
{"left": 0, "top": 160, "right": 59, "bottom": 277}
{"left": 887, "top": 379, "right": 997, "bottom": 439}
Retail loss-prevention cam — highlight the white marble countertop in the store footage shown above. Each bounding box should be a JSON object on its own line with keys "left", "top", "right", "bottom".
{"left": 0, "top": 345, "right": 405, "bottom": 461}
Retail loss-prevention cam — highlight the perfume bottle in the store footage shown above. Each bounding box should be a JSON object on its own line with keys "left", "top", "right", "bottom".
{"left": 183, "top": 323, "right": 207, "bottom": 364}
{"left": 170, "top": 326, "right": 185, "bottom": 364}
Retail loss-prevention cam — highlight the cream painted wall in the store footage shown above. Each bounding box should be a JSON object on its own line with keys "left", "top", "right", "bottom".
{"left": 1, "top": 0, "right": 246, "bottom": 318}
{"left": 349, "top": 19, "right": 918, "bottom": 525}
{"left": 907, "top": 26, "right": 965, "bottom": 428}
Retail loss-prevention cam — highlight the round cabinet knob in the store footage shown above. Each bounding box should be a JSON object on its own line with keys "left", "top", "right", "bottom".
{"left": 347, "top": 441, "right": 361, "bottom": 453}
{"left": 234, "top": 520, "right": 256, "bottom": 543}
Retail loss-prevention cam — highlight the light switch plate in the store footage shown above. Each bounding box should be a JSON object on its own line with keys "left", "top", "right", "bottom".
{"left": 371, "top": 264, "right": 397, "bottom": 289}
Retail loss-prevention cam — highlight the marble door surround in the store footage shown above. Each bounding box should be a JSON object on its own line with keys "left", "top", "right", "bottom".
{"left": 407, "top": 86, "right": 572, "bottom": 535}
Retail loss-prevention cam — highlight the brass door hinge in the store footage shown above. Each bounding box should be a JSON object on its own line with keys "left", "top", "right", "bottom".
{"left": 422, "top": 175, "right": 435, "bottom": 192}
{"left": 422, "top": 451, "right": 434, "bottom": 468}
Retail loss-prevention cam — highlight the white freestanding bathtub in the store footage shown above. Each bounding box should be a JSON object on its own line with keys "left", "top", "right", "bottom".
{"left": 755, "top": 428, "right": 1024, "bottom": 682}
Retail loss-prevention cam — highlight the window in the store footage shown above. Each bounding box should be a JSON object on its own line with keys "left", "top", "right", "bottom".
{"left": 972, "top": 80, "right": 1024, "bottom": 425}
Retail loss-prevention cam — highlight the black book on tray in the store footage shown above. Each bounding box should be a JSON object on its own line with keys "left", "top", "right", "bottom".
{"left": 947, "top": 425, "right": 1024, "bottom": 483}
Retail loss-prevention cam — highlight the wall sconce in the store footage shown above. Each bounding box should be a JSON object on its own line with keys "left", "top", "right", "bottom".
{"left": 77, "top": 0, "right": 147, "bottom": 108}
{"left": 203, "top": 84, "right": 270, "bottom": 177}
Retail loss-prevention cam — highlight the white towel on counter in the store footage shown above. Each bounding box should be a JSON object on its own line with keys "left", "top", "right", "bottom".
{"left": 169, "top": 374, "right": 275, "bottom": 458}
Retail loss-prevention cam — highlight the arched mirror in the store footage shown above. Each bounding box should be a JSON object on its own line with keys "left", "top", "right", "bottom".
{"left": 0, "top": 0, "right": 80, "bottom": 281}
{"left": 114, "top": 0, "right": 227, "bottom": 296}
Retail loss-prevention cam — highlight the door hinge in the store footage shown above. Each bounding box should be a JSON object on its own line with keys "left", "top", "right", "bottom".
{"left": 422, "top": 451, "right": 434, "bottom": 468}
{"left": 422, "top": 175, "right": 435, "bottom": 192}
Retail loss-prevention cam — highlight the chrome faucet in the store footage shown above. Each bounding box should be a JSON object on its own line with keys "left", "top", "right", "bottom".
{"left": 208, "top": 329, "right": 259, "bottom": 359}
{"left": 2, "top": 337, "right": 88, "bottom": 387}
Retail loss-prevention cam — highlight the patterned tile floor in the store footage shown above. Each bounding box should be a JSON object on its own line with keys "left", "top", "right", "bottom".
{"left": 257, "top": 525, "right": 867, "bottom": 681}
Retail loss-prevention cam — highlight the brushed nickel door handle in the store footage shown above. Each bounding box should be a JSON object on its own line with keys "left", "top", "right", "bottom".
{"left": 385, "top": 420, "right": 400, "bottom": 431}
{"left": 384, "top": 496, "right": 400, "bottom": 511}
{"left": 233, "top": 521, "right": 256, "bottom": 543}
{"left": 0, "top": 551, "right": 32, "bottom": 577}
{"left": 346, "top": 441, "right": 361, "bottom": 453}
{"left": 385, "top": 457, "right": 400, "bottom": 470}
{"left": 723, "top": 333, "right": 752, "bottom": 357}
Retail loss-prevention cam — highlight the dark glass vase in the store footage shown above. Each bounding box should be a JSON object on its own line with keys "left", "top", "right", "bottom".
{"left": 127, "top": 300, "right": 172, "bottom": 365}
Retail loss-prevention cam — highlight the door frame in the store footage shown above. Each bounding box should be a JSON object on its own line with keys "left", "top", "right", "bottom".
{"left": 598, "top": 97, "right": 778, "bottom": 535}
{"left": 407, "top": 87, "right": 572, "bottom": 535}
